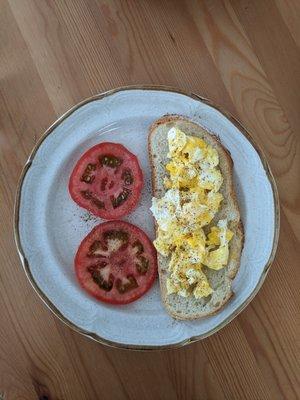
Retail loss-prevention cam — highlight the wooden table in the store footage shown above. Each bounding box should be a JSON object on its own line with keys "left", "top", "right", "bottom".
{"left": 1, "top": 1, "right": 299, "bottom": 399}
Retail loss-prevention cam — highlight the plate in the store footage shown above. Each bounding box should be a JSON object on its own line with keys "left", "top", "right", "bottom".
{"left": 15, "top": 86, "right": 279, "bottom": 350}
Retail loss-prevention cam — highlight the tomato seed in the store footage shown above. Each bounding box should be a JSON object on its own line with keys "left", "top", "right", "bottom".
{"left": 121, "top": 169, "right": 134, "bottom": 185}
{"left": 136, "top": 256, "right": 149, "bottom": 274}
{"left": 88, "top": 241, "right": 108, "bottom": 257}
{"left": 100, "top": 154, "right": 122, "bottom": 168}
{"left": 81, "top": 174, "right": 95, "bottom": 183}
{"left": 132, "top": 240, "right": 144, "bottom": 255}
{"left": 116, "top": 275, "right": 138, "bottom": 294}
{"left": 87, "top": 264, "right": 114, "bottom": 291}
{"left": 81, "top": 190, "right": 92, "bottom": 199}
{"left": 80, "top": 163, "right": 96, "bottom": 183}
{"left": 111, "top": 188, "right": 131, "bottom": 208}
{"left": 103, "top": 230, "right": 129, "bottom": 243}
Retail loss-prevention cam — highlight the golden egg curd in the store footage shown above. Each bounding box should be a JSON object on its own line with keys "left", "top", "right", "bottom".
{"left": 150, "top": 127, "right": 234, "bottom": 298}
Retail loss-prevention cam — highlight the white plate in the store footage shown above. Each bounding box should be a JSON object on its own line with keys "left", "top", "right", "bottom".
{"left": 15, "top": 86, "right": 279, "bottom": 349}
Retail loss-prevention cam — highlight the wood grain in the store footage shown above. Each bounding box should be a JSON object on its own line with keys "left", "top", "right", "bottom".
{"left": 0, "top": 0, "right": 299, "bottom": 399}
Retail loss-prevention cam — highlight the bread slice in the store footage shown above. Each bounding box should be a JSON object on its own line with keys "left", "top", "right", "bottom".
{"left": 148, "top": 115, "right": 244, "bottom": 320}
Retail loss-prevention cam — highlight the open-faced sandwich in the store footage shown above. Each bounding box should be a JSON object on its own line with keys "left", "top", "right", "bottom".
{"left": 149, "top": 115, "right": 243, "bottom": 320}
{"left": 69, "top": 115, "right": 243, "bottom": 318}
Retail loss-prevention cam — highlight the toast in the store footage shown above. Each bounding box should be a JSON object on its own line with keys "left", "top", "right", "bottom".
{"left": 148, "top": 115, "right": 243, "bottom": 320}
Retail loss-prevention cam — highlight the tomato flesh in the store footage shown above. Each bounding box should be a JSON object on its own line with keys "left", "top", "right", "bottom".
{"left": 75, "top": 221, "right": 157, "bottom": 304}
{"left": 69, "top": 142, "right": 143, "bottom": 219}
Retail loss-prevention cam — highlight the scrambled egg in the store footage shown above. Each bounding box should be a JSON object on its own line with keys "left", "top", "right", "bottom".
{"left": 150, "top": 127, "right": 234, "bottom": 298}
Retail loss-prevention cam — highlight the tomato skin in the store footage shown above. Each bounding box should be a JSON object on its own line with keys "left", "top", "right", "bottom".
{"left": 69, "top": 142, "right": 144, "bottom": 220}
{"left": 75, "top": 221, "right": 157, "bottom": 305}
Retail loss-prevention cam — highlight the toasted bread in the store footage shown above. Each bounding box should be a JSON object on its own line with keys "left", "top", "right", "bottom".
{"left": 148, "top": 115, "right": 243, "bottom": 320}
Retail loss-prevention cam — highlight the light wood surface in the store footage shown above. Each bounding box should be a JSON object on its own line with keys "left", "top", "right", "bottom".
{"left": 1, "top": 1, "right": 299, "bottom": 399}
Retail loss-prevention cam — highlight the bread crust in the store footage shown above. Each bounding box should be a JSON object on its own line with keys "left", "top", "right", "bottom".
{"left": 148, "top": 115, "right": 244, "bottom": 320}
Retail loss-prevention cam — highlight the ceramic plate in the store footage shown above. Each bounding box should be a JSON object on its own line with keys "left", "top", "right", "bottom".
{"left": 15, "top": 86, "right": 279, "bottom": 350}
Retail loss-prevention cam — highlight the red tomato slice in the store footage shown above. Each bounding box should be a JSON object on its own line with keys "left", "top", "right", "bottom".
{"left": 69, "top": 142, "right": 143, "bottom": 219}
{"left": 75, "top": 221, "right": 157, "bottom": 304}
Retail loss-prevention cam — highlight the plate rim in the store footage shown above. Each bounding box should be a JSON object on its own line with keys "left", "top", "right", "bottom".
{"left": 14, "top": 84, "right": 280, "bottom": 351}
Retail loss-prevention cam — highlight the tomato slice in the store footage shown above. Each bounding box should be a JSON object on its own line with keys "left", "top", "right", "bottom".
{"left": 75, "top": 221, "right": 157, "bottom": 304}
{"left": 69, "top": 142, "right": 143, "bottom": 219}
